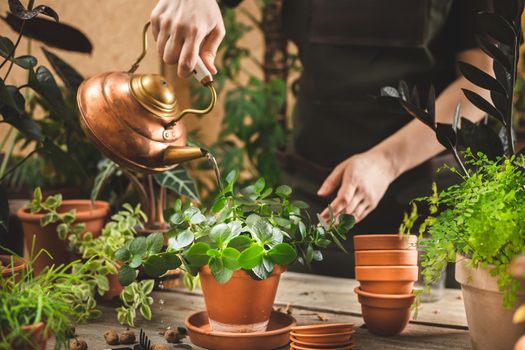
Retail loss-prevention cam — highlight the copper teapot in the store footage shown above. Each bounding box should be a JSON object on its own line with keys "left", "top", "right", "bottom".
{"left": 77, "top": 22, "right": 217, "bottom": 173}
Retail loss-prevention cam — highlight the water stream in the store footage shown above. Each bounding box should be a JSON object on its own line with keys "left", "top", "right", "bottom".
{"left": 206, "top": 151, "right": 223, "bottom": 192}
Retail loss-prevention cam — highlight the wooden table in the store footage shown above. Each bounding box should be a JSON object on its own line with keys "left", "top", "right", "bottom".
{"left": 68, "top": 272, "right": 471, "bottom": 349}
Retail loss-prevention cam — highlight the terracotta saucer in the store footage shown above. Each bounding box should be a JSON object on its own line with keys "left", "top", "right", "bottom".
{"left": 290, "top": 330, "right": 354, "bottom": 344}
{"left": 290, "top": 342, "right": 354, "bottom": 350}
{"left": 290, "top": 336, "right": 354, "bottom": 348}
{"left": 291, "top": 323, "right": 354, "bottom": 334}
{"left": 185, "top": 310, "right": 296, "bottom": 350}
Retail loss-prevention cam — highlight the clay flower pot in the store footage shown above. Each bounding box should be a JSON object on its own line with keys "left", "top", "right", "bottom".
{"left": 353, "top": 234, "right": 417, "bottom": 251}
{"left": 355, "top": 265, "right": 418, "bottom": 294}
{"left": 12, "top": 322, "right": 49, "bottom": 350}
{"left": 0, "top": 255, "right": 27, "bottom": 282}
{"left": 456, "top": 254, "right": 525, "bottom": 350}
{"left": 354, "top": 287, "right": 414, "bottom": 336}
{"left": 17, "top": 200, "right": 110, "bottom": 275}
{"left": 101, "top": 267, "right": 123, "bottom": 301}
{"left": 199, "top": 265, "right": 285, "bottom": 333}
{"left": 355, "top": 249, "right": 417, "bottom": 266}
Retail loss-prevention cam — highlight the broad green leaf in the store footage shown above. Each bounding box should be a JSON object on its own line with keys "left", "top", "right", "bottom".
{"left": 154, "top": 167, "right": 200, "bottom": 202}
{"left": 128, "top": 255, "right": 143, "bottom": 269}
{"left": 209, "top": 223, "right": 233, "bottom": 247}
{"left": 129, "top": 236, "right": 147, "bottom": 256}
{"left": 114, "top": 248, "right": 131, "bottom": 262}
{"left": 228, "top": 235, "right": 252, "bottom": 252}
{"left": 222, "top": 247, "right": 241, "bottom": 270}
{"left": 162, "top": 253, "right": 182, "bottom": 270}
{"left": 268, "top": 243, "right": 297, "bottom": 266}
{"left": 275, "top": 185, "right": 292, "bottom": 197}
{"left": 208, "top": 256, "right": 233, "bottom": 284}
{"left": 118, "top": 265, "right": 137, "bottom": 286}
{"left": 254, "top": 177, "right": 265, "bottom": 193}
{"left": 143, "top": 255, "right": 168, "bottom": 277}
{"left": 185, "top": 242, "right": 211, "bottom": 266}
{"left": 212, "top": 197, "right": 227, "bottom": 213}
{"left": 238, "top": 244, "right": 264, "bottom": 270}
{"left": 140, "top": 304, "right": 152, "bottom": 320}
{"left": 42, "top": 47, "right": 84, "bottom": 94}
{"left": 168, "top": 229, "right": 194, "bottom": 250}
{"left": 146, "top": 232, "right": 164, "bottom": 254}
{"left": 336, "top": 214, "right": 355, "bottom": 237}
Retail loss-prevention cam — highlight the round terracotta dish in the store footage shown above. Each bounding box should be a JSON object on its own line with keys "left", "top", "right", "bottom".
{"left": 291, "top": 323, "right": 353, "bottom": 335}
{"left": 185, "top": 310, "right": 296, "bottom": 350}
{"left": 354, "top": 287, "right": 415, "bottom": 336}
{"left": 354, "top": 249, "right": 417, "bottom": 266}
{"left": 290, "top": 330, "right": 354, "bottom": 344}
{"left": 290, "top": 336, "right": 353, "bottom": 348}
{"left": 290, "top": 343, "right": 353, "bottom": 350}
{"left": 353, "top": 234, "right": 417, "bottom": 251}
{"left": 355, "top": 265, "right": 418, "bottom": 294}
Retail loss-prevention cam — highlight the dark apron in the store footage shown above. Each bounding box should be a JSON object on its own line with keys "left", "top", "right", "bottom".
{"left": 280, "top": 0, "right": 459, "bottom": 278}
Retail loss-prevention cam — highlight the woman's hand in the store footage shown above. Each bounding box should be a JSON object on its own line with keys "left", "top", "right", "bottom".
{"left": 318, "top": 150, "right": 398, "bottom": 223}
{"left": 151, "top": 0, "right": 225, "bottom": 77}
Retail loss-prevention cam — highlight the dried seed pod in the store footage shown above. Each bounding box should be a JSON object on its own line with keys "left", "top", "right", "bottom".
{"left": 119, "top": 330, "right": 136, "bottom": 344}
{"left": 164, "top": 329, "right": 184, "bottom": 343}
{"left": 104, "top": 329, "right": 119, "bottom": 345}
{"left": 69, "top": 338, "right": 88, "bottom": 350}
{"left": 151, "top": 343, "right": 167, "bottom": 350}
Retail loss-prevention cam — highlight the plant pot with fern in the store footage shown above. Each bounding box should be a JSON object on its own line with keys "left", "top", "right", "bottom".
{"left": 117, "top": 171, "right": 354, "bottom": 333}
{"left": 388, "top": 4, "right": 525, "bottom": 350}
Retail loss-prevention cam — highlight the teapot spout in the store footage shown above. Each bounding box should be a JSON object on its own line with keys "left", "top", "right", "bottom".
{"left": 163, "top": 146, "right": 208, "bottom": 166}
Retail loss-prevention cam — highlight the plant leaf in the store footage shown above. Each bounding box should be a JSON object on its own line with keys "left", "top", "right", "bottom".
{"left": 154, "top": 167, "right": 200, "bottom": 202}
{"left": 8, "top": 0, "right": 59, "bottom": 22}
{"left": 2, "top": 13, "right": 92, "bottom": 53}
{"left": 90, "top": 159, "right": 117, "bottom": 203}
{"left": 400, "top": 99, "right": 434, "bottom": 129}
{"left": 227, "top": 235, "right": 252, "bottom": 252}
{"left": 458, "top": 61, "right": 507, "bottom": 96}
{"left": 129, "top": 236, "right": 147, "bottom": 256}
{"left": 208, "top": 256, "right": 233, "bottom": 284}
{"left": 462, "top": 89, "right": 505, "bottom": 125}
{"left": 184, "top": 242, "right": 211, "bottom": 267}
{"left": 435, "top": 123, "right": 457, "bottom": 150}
{"left": 476, "top": 12, "right": 516, "bottom": 47}
{"left": 476, "top": 35, "right": 511, "bottom": 71}
{"left": 168, "top": 229, "right": 194, "bottom": 250}
{"left": 163, "top": 253, "right": 182, "bottom": 270}
{"left": 146, "top": 232, "right": 164, "bottom": 254}
{"left": 143, "top": 255, "right": 168, "bottom": 277}
{"left": 222, "top": 247, "right": 241, "bottom": 270}
{"left": 458, "top": 118, "right": 504, "bottom": 159}
{"left": 42, "top": 47, "right": 84, "bottom": 95}
{"left": 118, "top": 265, "right": 137, "bottom": 286}
{"left": 268, "top": 243, "right": 296, "bottom": 266}
{"left": 427, "top": 85, "right": 436, "bottom": 123}
{"left": 238, "top": 244, "right": 264, "bottom": 269}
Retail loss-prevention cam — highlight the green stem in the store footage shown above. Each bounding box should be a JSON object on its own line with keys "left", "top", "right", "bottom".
{"left": 0, "top": 21, "right": 25, "bottom": 72}
{"left": 0, "top": 146, "right": 41, "bottom": 184}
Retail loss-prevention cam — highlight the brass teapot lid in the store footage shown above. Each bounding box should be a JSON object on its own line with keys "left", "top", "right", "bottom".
{"left": 130, "top": 74, "right": 177, "bottom": 119}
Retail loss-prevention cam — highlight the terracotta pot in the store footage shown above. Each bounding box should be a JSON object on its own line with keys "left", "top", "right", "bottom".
{"left": 354, "top": 287, "right": 414, "bottom": 336}
{"left": 355, "top": 249, "right": 417, "bottom": 266}
{"left": 199, "top": 265, "right": 285, "bottom": 333}
{"left": 456, "top": 255, "right": 525, "bottom": 350}
{"left": 290, "top": 343, "right": 352, "bottom": 350}
{"left": 355, "top": 266, "right": 418, "bottom": 294}
{"left": 0, "top": 255, "right": 27, "bottom": 282}
{"left": 12, "top": 322, "right": 49, "bottom": 350}
{"left": 353, "top": 234, "right": 417, "bottom": 251}
{"left": 101, "top": 267, "right": 123, "bottom": 301}
{"left": 17, "top": 200, "right": 110, "bottom": 275}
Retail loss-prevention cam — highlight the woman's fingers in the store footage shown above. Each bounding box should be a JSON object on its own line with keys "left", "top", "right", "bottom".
{"left": 318, "top": 163, "right": 345, "bottom": 196}
{"left": 200, "top": 25, "right": 225, "bottom": 74}
{"left": 178, "top": 30, "right": 206, "bottom": 77}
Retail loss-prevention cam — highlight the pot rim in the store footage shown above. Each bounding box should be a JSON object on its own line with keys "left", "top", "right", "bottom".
{"left": 354, "top": 286, "right": 414, "bottom": 299}
{"left": 290, "top": 329, "right": 355, "bottom": 338}
{"left": 355, "top": 265, "right": 418, "bottom": 281}
{"left": 354, "top": 249, "right": 418, "bottom": 255}
{"left": 291, "top": 323, "right": 354, "bottom": 332}
{"left": 16, "top": 200, "right": 110, "bottom": 222}
{"left": 199, "top": 264, "right": 286, "bottom": 279}
{"left": 0, "top": 255, "right": 27, "bottom": 275}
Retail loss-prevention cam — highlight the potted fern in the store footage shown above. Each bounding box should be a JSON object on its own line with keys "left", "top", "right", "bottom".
{"left": 116, "top": 171, "right": 354, "bottom": 333}
{"left": 387, "top": 3, "right": 525, "bottom": 350}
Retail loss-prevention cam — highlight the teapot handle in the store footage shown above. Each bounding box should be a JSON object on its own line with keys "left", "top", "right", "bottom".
{"left": 128, "top": 21, "right": 214, "bottom": 87}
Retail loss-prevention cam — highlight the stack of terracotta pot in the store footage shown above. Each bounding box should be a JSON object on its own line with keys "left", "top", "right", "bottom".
{"left": 289, "top": 323, "right": 354, "bottom": 350}
{"left": 353, "top": 234, "right": 418, "bottom": 336}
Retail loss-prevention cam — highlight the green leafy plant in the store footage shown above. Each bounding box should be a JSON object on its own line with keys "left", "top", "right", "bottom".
{"left": 0, "top": 249, "right": 100, "bottom": 349}
{"left": 117, "top": 171, "right": 354, "bottom": 287}
{"left": 116, "top": 279, "right": 155, "bottom": 327}
{"left": 402, "top": 154, "right": 525, "bottom": 308}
